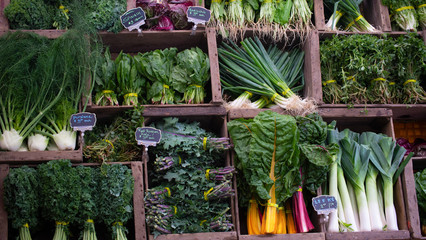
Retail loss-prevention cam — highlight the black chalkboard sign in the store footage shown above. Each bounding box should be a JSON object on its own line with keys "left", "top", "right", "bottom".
{"left": 135, "top": 127, "right": 162, "bottom": 146}
{"left": 70, "top": 112, "right": 96, "bottom": 132}
{"left": 187, "top": 6, "right": 211, "bottom": 23}
{"left": 120, "top": 7, "right": 146, "bottom": 30}
{"left": 312, "top": 195, "right": 337, "bottom": 214}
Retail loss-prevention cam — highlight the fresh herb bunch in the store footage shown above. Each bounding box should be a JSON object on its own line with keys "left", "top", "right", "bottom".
{"left": 84, "top": 107, "right": 144, "bottom": 163}
{"left": 98, "top": 164, "right": 134, "bottom": 240}
{"left": 76, "top": 166, "right": 100, "bottom": 240}
{"left": 4, "top": 166, "right": 40, "bottom": 240}
{"left": 393, "top": 33, "right": 426, "bottom": 104}
{"left": 320, "top": 36, "right": 344, "bottom": 103}
{"left": 38, "top": 160, "right": 82, "bottom": 240}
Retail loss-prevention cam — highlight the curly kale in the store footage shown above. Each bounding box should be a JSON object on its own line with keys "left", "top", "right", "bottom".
{"left": 4, "top": 166, "right": 40, "bottom": 236}
{"left": 4, "top": 0, "right": 53, "bottom": 29}
{"left": 98, "top": 164, "right": 134, "bottom": 239}
{"left": 296, "top": 112, "right": 328, "bottom": 145}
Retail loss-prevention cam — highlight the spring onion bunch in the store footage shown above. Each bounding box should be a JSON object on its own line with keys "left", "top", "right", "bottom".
{"left": 339, "top": 0, "right": 376, "bottom": 32}
{"left": 219, "top": 37, "right": 315, "bottom": 115}
{"left": 324, "top": 0, "right": 344, "bottom": 30}
{"left": 382, "top": 0, "right": 418, "bottom": 31}
{"left": 291, "top": 0, "right": 313, "bottom": 33}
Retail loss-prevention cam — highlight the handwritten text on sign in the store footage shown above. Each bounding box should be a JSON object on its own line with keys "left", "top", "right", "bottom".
{"left": 187, "top": 6, "right": 211, "bottom": 23}
{"left": 312, "top": 195, "right": 337, "bottom": 214}
{"left": 135, "top": 127, "right": 162, "bottom": 146}
{"left": 70, "top": 112, "right": 96, "bottom": 132}
{"left": 120, "top": 7, "right": 146, "bottom": 30}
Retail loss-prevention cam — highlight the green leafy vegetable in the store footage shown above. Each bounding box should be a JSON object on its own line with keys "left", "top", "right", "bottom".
{"left": 4, "top": 166, "right": 40, "bottom": 240}
{"left": 4, "top": 0, "right": 53, "bottom": 29}
{"left": 415, "top": 168, "right": 426, "bottom": 225}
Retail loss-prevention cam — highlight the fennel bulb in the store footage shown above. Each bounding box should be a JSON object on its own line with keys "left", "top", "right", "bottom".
{"left": 52, "top": 130, "right": 76, "bottom": 151}
{"left": 28, "top": 133, "right": 49, "bottom": 151}
{"left": 0, "top": 129, "right": 24, "bottom": 151}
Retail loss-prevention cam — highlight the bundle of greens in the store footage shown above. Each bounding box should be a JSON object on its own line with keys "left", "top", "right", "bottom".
{"left": 77, "top": 166, "right": 100, "bottom": 240}
{"left": 171, "top": 47, "right": 210, "bottom": 104}
{"left": 208, "top": 0, "right": 312, "bottom": 42}
{"left": 84, "top": 107, "right": 144, "bottom": 163}
{"left": 324, "top": 0, "right": 376, "bottom": 32}
{"left": 145, "top": 117, "right": 233, "bottom": 236}
{"left": 4, "top": 166, "right": 40, "bottom": 240}
{"left": 382, "top": 0, "right": 418, "bottom": 31}
{"left": 116, "top": 51, "right": 146, "bottom": 106}
{"left": 94, "top": 47, "right": 119, "bottom": 106}
{"left": 0, "top": 29, "right": 98, "bottom": 152}
{"left": 98, "top": 164, "right": 134, "bottom": 240}
{"left": 227, "top": 111, "right": 302, "bottom": 234}
{"left": 320, "top": 34, "right": 426, "bottom": 104}
{"left": 4, "top": 0, "right": 126, "bottom": 32}
{"left": 38, "top": 160, "right": 82, "bottom": 240}
{"left": 393, "top": 33, "right": 426, "bottom": 104}
{"left": 219, "top": 37, "right": 315, "bottom": 115}
{"left": 412, "top": 0, "right": 426, "bottom": 28}
{"left": 415, "top": 168, "right": 426, "bottom": 232}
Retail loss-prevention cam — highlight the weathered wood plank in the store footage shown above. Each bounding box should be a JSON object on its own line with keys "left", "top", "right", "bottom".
{"left": 239, "top": 233, "right": 325, "bottom": 240}
{"left": 304, "top": 30, "right": 322, "bottom": 102}
{"left": 0, "top": 148, "right": 83, "bottom": 163}
{"left": 325, "top": 231, "right": 410, "bottom": 240}
{"left": 314, "top": 0, "right": 326, "bottom": 30}
{"left": 0, "top": 164, "right": 9, "bottom": 240}
{"left": 132, "top": 161, "right": 147, "bottom": 240}
{"left": 207, "top": 27, "right": 222, "bottom": 103}
{"left": 149, "top": 232, "right": 237, "bottom": 240}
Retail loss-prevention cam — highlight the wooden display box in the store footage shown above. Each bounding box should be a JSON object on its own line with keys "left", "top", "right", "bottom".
{"left": 314, "top": 0, "right": 391, "bottom": 32}
{"left": 316, "top": 32, "right": 426, "bottom": 120}
{"left": 0, "top": 161, "right": 146, "bottom": 240}
{"left": 221, "top": 28, "right": 321, "bottom": 117}
{"left": 142, "top": 115, "right": 238, "bottom": 240}
{"left": 0, "top": 132, "right": 83, "bottom": 164}
{"left": 86, "top": 27, "right": 225, "bottom": 120}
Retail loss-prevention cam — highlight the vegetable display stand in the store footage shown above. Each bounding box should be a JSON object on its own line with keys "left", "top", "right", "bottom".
{"left": 87, "top": 28, "right": 225, "bottom": 119}
{"left": 0, "top": 132, "right": 84, "bottom": 164}
{"left": 314, "top": 0, "right": 391, "bottom": 32}
{"left": 142, "top": 115, "right": 238, "bottom": 240}
{"left": 0, "top": 161, "right": 146, "bottom": 240}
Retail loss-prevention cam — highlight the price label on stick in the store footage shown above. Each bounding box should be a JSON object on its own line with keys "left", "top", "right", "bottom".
{"left": 312, "top": 195, "right": 337, "bottom": 215}
{"left": 186, "top": 6, "right": 211, "bottom": 35}
{"left": 70, "top": 112, "right": 97, "bottom": 132}
{"left": 120, "top": 7, "right": 146, "bottom": 34}
{"left": 135, "top": 127, "right": 162, "bottom": 147}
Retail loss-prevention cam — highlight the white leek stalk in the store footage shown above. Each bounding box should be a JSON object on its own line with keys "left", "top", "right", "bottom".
{"left": 346, "top": 181, "right": 360, "bottom": 229}
{"left": 337, "top": 167, "right": 359, "bottom": 231}
{"left": 327, "top": 161, "right": 339, "bottom": 232}
{"left": 365, "top": 164, "right": 384, "bottom": 231}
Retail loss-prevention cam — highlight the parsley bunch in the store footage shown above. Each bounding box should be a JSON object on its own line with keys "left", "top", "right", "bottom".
{"left": 4, "top": 166, "right": 40, "bottom": 240}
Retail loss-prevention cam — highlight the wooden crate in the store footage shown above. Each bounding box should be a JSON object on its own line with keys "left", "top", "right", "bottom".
{"left": 218, "top": 28, "right": 321, "bottom": 113}
{"left": 314, "top": 0, "right": 391, "bottom": 31}
{"left": 86, "top": 28, "right": 225, "bottom": 120}
{"left": 142, "top": 115, "right": 238, "bottom": 240}
{"left": 0, "top": 161, "right": 146, "bottom": 240}
{"left": 0, "top": 132, "right": 84, "bottom": 164}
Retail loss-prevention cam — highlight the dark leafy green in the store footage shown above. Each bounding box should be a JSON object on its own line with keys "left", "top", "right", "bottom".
{"left": 4, "top": 0, "right": 53, "bottom": 29}
{"left": 4, "top": 166, "right": 39, "bottom": 231}
{"left": 415, "top": 168, "right": 426, "bottom": 224}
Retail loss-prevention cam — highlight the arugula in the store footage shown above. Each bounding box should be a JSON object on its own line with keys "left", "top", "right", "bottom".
{"left": 98, "top": 164, "right": 134, "bottom": 240}
{"left": 4, "top": 166, "right": 40, "bottom": 239}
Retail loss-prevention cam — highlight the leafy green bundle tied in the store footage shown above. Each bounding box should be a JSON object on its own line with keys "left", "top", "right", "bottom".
{"left": 38, "top": 160, "right": 82, "bottom": 240}
{"left": 76, "top": 166, "right": 99, "bottom": 240}
{"left": 98, "top": 164, "right": 134, "bottom": 240}
{"left": 4, "top": 166, "right": 39, "bottom": 240}
{"left": 171, "top": 47, "right": 210, "bottom": 104}
{"left": 415, "top": 168, "right": 426, "bottom": 225}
